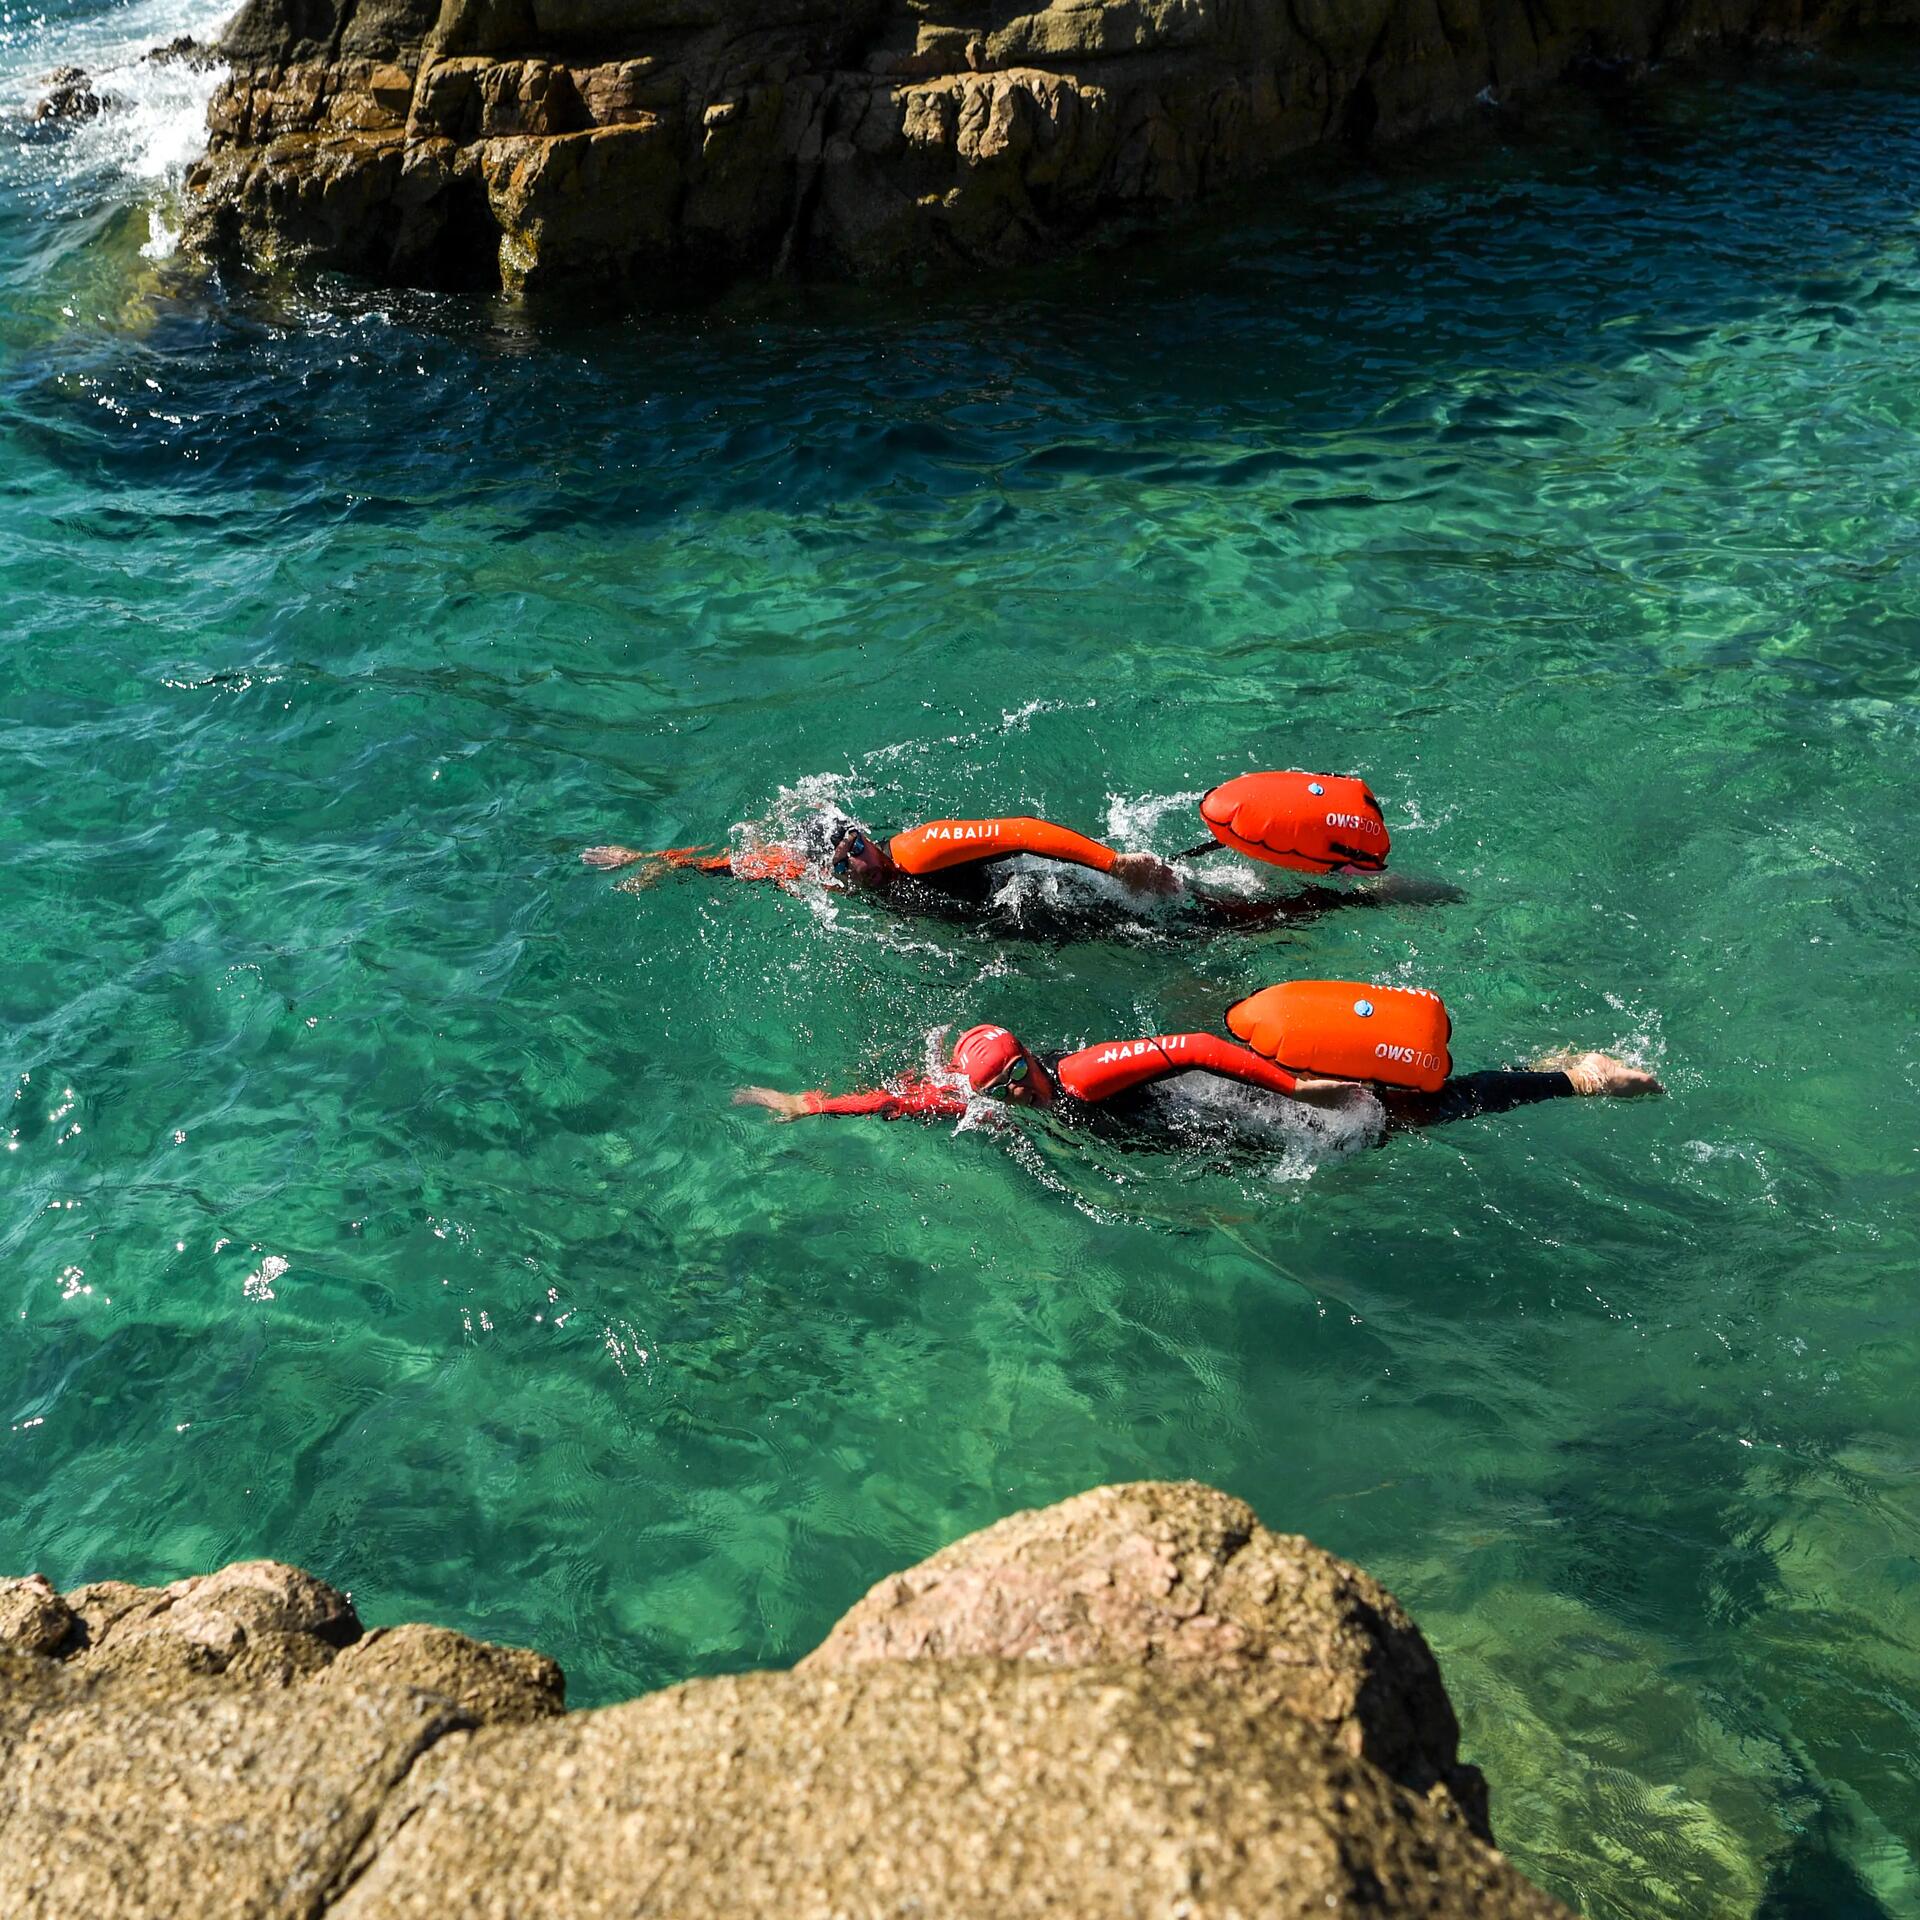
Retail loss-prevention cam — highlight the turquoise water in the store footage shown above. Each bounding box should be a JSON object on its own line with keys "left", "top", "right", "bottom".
{"left": 6, "top": 15, "right": 1920, "bottom": 1913}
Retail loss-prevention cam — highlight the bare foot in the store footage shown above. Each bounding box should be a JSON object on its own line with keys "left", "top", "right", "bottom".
{"left": 1535, "top": 1050, "right": 1664, "bottom": 1098}
{"left": 581, "top": 845, "right": 647, "bottom": 871}
{"left": 732, "top": 1086, "right": 811, "bottom": 1122}
{"left": 1112, "top": 851, "right": 1180, "bottom": 896}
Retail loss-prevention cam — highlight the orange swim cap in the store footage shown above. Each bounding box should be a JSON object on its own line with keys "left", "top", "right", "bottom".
{"left": 951, "top": 1024, "right": 1023, "bottom": 1091}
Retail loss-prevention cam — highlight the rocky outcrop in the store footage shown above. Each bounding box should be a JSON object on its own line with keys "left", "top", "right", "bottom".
{"left": 184, "top": 0, "right": 1920, "bottom": 292}
{"left": 0, "top": 1481, "right": 1570, "bottom": 1918}
{"left": 804, "top": 1477, "right": 1492, "bottom": 1835}
{"left": 0, "top": 1556, "right": 565, "bottom": 1715}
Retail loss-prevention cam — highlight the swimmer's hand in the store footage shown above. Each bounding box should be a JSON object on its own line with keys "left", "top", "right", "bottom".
{"left": 1535, "top": 1050, "right": 1665, "bottom": 1097}
{"left": 1112, "top": 851, "right": 1180, "bottom": 896}
{"left": 733, "top": 1086, "right": 810, "bottom": 1123}
{"left": 581, "top": 845, "right": 649, "bottom": 871}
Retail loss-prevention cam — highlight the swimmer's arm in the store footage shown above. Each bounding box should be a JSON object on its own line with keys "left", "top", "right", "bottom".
{"left": 582, "top": 844, "right": 733, "bottom": 878}
{"left": 1382, "top": 1054, "right": 1662, "bottom": 1128}
{"left": 995, "top": 821, "right": 1180, "bottom": 896}
{"left": 733, "top": 1080, "right": 970, "bottom": 1123}
{"left": 1187, "top": 874, "right": 1465, "bottom": 928}
{"left": 1032, "top": 825, "right": 1177, "bottom": 896}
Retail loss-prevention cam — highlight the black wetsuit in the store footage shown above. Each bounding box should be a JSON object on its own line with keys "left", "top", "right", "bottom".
{"left": 883, "top": 859, "right": 1442, "bottom": 942}
{"left": 1041, "top": 1057, "right": 1577, "bottom": 1140}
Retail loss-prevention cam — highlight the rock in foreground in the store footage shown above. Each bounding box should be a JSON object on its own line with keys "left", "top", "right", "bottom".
{"left": 184, "top": 0, "right": 1920, "bottom": 293}
{"left": 805, "top": 1477, "right": 1492, "bottom": 1834}
{"left": 0, "top": 1482, "right": 1570, "bottom": 1918}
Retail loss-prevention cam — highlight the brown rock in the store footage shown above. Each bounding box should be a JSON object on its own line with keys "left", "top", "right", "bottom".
{"left": 806, "top": 1479, "right": 1492, "bottom": 1835}
{"left": 0, "top": 1666, "right": 472, "bottom": 1920}
{"left": 81, "top": 1557, "right": 360, "bottom": 1656}
{"left": 0, "top": 1483, "right": 1577, "bottom": 1917}
{"left": 333, "top": 1662, "right": 1566, "bottom": 1920}
{"left": 40, "top": 1561, "right": 361, "bottom": 1696}
{"left": 321, "top": 1623, "right": 564, "bottom": 1723}
{"left": 57, "top": 1579, "right": 166, "bottom": 1653}
{"left": 33, "top": 65, "right": 102, "bottom": 122}
{"left": 0, "top": 1577, "right": 74, "bottom": 1657}
{"left": 144, "top": 34, "right": 223, "bottom": 70}
{"left": 187, "top": 0, "right": 1920, "bottom": 292}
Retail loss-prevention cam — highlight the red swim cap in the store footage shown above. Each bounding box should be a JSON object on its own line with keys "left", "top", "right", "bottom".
{"left": 951, "top": 1024, "right": 1023, "bottom": 1091}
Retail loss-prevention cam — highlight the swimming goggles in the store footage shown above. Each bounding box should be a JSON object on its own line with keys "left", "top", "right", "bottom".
{"left": 988, "top": 1054, "right": 1031, "bottom": 1092}
{"left": 831, "top": 831, "right": 869, "bottom": 877}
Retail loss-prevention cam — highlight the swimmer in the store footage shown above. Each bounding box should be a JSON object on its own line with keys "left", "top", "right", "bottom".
{"left": 735, "top": 1035, "right": 1659, "bottom": 1132}
{"left": 583, "top": 770, "right": 1459, "bottom": 938}
{"left": 583, "top": 815, "right": 1180, "bottom": 898}
{"left": 733, "top": 981, "right": 1662, "bottom": 1138}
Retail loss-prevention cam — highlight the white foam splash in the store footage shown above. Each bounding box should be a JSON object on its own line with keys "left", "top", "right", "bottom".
{"left": 1148, "top": 1073, "right": 1386, "bottom": 1179}
{"left": 1102, "top": 788, "right": 1200, "bottom": 848}
{"left": 242, "top": 1252, "right": 287, "bottom": 1302}
{"left": 6, "top": 0, "right": 232, "bottom": 228}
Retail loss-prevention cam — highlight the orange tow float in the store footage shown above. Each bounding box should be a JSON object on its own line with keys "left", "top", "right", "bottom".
{"left": 1186, "top": 769, "right": 1390, "bottom": 873}
{"left": 1227, "top": 979, "right": 1451, "bottom": 1093}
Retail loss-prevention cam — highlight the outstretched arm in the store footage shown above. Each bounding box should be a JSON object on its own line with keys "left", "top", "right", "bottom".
{"left": 584, "top": 842, "right": 810, "bottom": 886}
{"left": 1187, "top": 872, "right": 1466, "bottom": 931}
{"left": 734, "top": 1079, "right": 971, "bottom": 1124}
{"left": 1382, "top": 1052, "right": 1662, "bottom": 1129}
{"left": 583, "top": 844, "right": 734, "bottom": 879}
{"left": 892, "top": 818, "right": 1178, "bottom": 897}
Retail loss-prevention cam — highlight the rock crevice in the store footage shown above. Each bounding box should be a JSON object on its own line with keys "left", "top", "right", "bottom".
{"left": 185, "top": 0, "right": 1920, "bottom": 291}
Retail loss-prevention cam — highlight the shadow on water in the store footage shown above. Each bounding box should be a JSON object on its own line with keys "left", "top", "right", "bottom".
{"left": 7, "top": 46, "right": 1920, "bottom": 532}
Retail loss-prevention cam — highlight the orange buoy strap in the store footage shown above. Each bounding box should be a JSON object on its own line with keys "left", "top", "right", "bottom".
{"left": 889, "top": 817, "right": 1119, "bottom": 877}
{"left": 1055, "top": 1032, "right": 1299, "bottom": 1105}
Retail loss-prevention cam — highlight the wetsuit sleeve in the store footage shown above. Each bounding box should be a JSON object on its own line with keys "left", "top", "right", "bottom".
{"left": 1012, "top": 820, "right": 1120, "bottom": 873}
{"left": 1055, "top": 1034, "right": 1298, "bottom": 1105}
{"left": 890, "top": 818, "right": 1119, "bottom": 877}
{"left": 1383, "top": 1070, "right": 1574, "bottom": 1129}
{"left": 798, "top": 1078, "right": 970, "bottom": 1121}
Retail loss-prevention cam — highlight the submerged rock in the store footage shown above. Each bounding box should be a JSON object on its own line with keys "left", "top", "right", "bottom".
{"left": 183, "top": 0, "right": 1920, "bottom": 293}
{"left": 0, "top": 1485, "right": 1570, "bottom": 1918}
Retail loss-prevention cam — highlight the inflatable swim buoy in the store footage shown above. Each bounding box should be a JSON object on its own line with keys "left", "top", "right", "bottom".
{"left": 1226, "top": 979, "right": 1451, "bottom": 1092}
{"left": 890, "top": 817, "right": 1118, "bottom": 877}
{"left": 1197, "top": 771, "right": 1389, "bottom": 873}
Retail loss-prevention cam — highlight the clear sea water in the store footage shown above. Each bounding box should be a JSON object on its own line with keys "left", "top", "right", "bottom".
{"left": 4, "top": 8, "right": 1920, "bottom": 1914}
